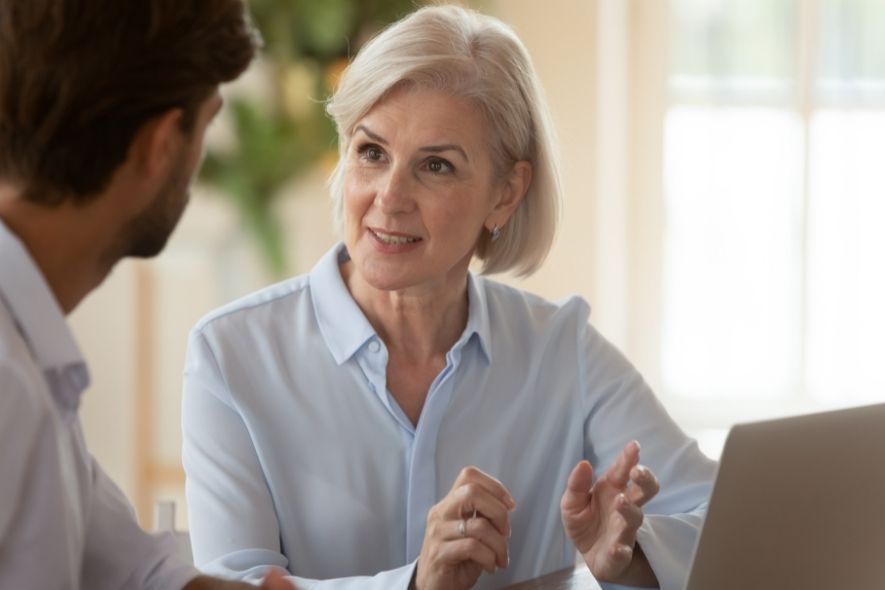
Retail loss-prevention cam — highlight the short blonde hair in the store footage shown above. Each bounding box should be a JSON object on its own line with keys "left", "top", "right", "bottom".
{"left": 326, "top": 4, "right": 561, "bottom": 277}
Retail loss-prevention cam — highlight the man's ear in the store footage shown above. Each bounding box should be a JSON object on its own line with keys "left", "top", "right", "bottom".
{"left": 129, "top": 108, "right": 184, "bottom": 179}
{"left": 488, "top": 160, "right": 533, "bottom": 227}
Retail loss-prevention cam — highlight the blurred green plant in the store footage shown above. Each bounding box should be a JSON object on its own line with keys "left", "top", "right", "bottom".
{"left": 200, "top": 0, "right": 421, "bottom": 276}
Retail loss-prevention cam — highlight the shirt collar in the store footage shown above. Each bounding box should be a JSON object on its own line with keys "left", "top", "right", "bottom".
{"left": 309, "top": 244, "right": 378, "bottom": 365}
{"left": 465, "top": 271, "right": 492, "bottom": 364}
{"left": 0, "top": 218, "right": 86, "bottom": 375}
{"left": 310, "top": 243, "right": 492, "bottom": 365}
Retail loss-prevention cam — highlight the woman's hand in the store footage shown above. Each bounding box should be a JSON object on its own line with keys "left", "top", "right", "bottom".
{"left": 415, "top": 466, "right": 516, "bottom": 590}
{"left": 560, "top": 441, "right": 661, "bottom": 587}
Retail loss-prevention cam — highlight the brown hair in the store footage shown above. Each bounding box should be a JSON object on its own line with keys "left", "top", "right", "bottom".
{"left": 0, "top": 0, "right": 260, "bottom": 204}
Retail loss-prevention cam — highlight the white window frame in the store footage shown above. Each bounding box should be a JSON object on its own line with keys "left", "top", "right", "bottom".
{"left": 626, "top": 0, "right": 885, "bottom": 446}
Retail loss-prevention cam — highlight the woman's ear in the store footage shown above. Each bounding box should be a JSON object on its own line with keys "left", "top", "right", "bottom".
{"left": 488, "top": 160, "right": 532, "bottom": 228}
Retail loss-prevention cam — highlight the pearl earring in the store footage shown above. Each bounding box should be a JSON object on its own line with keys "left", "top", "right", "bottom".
{"left": 490, "top": 225, "right": 502, "bottom": 242}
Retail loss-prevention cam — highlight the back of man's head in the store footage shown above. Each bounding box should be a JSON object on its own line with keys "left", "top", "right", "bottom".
{"left": 0, "top": 0, "right": 259, "bottom": 205}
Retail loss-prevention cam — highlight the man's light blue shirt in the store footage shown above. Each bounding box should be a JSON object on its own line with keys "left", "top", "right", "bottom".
{"left": 183, "top": 243, "right": 716, "bottom": 590}
{"left": 0, "top": 219, "right": 197, "bottom": 589}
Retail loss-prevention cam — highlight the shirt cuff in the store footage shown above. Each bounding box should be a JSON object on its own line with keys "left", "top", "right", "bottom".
{"left": 633, "top": 514, "right": 700, "bottom": 590}
{"left": 289, "top": 560, "right": 417, "bottom": 590}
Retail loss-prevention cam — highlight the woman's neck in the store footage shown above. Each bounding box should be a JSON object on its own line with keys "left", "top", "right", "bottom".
{"left": 341, "top": 261, "right": 470, "bottom": 363}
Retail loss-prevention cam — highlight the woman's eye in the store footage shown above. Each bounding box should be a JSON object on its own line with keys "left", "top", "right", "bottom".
{"left": 357, "top": 144, "right": 385, "bottom": 162}
{"left": 426, "top": 158, "right": 453, "bottom": 174}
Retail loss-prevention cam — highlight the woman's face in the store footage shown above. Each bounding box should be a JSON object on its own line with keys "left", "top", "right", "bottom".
{"left": 342, "top": 86, "right": 507, "bottom": 294}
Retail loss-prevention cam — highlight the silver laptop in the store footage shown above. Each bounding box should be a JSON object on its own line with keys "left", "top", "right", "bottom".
{"left": 685, "top": 403, "right": 885, "bottom": 590}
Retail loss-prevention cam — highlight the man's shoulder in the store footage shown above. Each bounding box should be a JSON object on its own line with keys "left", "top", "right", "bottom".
{"left": 0, "top": 310, "right": 53, "bottom": 446}
{"left": 0, "top": 304, "right": 43, "bottom": 392}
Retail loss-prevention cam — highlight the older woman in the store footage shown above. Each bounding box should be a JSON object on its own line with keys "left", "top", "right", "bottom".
{"left": 182, "top": 5, "right": 715, "bottom": 590}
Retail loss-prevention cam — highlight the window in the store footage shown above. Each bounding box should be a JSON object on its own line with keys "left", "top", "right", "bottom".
{"left": 662, "top": 0, "right": 885, "bottom": 453}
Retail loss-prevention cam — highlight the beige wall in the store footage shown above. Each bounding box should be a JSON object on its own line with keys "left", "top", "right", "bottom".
{"left": 487, "top": 0, "right": 600, "bottom": 305}
{"left": 492, "top": 0, "right": 668, "bottom": 377}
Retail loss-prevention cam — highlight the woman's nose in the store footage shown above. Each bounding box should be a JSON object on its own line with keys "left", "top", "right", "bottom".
{"left": 374, "top": 165, "right": 414, "bottom": 214}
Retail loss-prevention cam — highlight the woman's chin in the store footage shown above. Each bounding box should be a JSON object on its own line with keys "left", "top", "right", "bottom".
{"left": 358, "top": 270, "right": 419, "bottom": 293}
{"left": 348, "top": 248, "right": 421, "bottom": 289}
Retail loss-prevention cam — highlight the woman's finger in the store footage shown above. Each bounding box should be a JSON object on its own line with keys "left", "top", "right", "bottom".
{"left": 606, "top": 542, "right": 635, "bottom": 571}
{"left": 626, "top": 464, "right": 660, "bottom": 507}
{"left": 452, "top": 466, "right": 516, "bottom": 509}
{"left": 443, "top": 482, "right": 512, "bottom": 536}
{"left": 611, "top": 494, "right": 644, "bottom": 542}
{"left": 438, "top": 536, "right": 500, "bottom": 574}
{"left": 445, "top": 515, "right": 510, "bottom": 569}
{"left": 561, "top": 460, "right": 594, "bottom": 515}
{"left": 603, "top": 441, "right": 641, "bottom": 489}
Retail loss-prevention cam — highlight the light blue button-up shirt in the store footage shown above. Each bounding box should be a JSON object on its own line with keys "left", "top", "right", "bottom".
{"left": 0, "top": 219, "right": 198, "bottom": 589}
{"left": 183, "top": 244, "right": 716, "bottom": 590}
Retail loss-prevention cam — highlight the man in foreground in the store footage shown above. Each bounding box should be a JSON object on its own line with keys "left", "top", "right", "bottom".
{"left": 0, "top": 1, "right": 294, "bottom": 588}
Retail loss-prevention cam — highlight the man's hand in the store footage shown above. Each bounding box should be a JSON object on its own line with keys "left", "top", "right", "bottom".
{"left": 184, "top": 569, "right": 298, "bottom": 590}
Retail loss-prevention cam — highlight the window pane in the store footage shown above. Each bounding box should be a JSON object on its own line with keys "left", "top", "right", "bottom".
{"left": 662, "top": 107, "right": 804, "bottom": 400}
{"left": 670, "top": 0, "right": 797, "bottom": 103}
{"left": 806, "top": 111, "right": 885, "bottom": 403}
{"left": 818, "top": 0, "right": 885, "bottom": 105}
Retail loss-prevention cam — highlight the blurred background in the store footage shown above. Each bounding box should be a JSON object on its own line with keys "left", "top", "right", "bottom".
{"left": 70, "top": 0, "right": 885, "bottom": 528}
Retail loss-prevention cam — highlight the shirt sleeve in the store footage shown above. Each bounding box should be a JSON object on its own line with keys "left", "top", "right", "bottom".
{"left": 182, "top": 328, "right": 416, "bottom": 590}
{"left": 579, "top": 319, "right": 717, "bottom": 590}
{"left": 0, "top": 362, "right": 59, "bottom": 586}
{"left": 81, "top": 457, "right": 199, "bottom": 590}
{"left": 0, "top": 363, "right": 40, "bottom": 537}
{"left": 0, "top": 362, "right": 197, "bottom": 590}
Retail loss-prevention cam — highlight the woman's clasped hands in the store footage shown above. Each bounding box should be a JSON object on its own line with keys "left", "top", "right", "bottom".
{"left": 415, "top": 467, "right": 516, "bottom": 590}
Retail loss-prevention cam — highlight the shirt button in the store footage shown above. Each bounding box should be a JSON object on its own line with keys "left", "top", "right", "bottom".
{"left": 369, "top": 340, "right": 381, "bottom": 353}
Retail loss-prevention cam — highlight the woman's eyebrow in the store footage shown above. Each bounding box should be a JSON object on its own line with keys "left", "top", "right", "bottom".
{"left": 355, "top": 124, "right": 469, "bottom": 162}
{"left": 419, "top": 144, "right": 469, "bottom": 162}
{"left": 354, "top": 124, "right": 387, "bottom": 144}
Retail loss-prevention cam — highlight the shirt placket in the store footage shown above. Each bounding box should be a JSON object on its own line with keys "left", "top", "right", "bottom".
{"left": 356, "top": 336, "right": 463, "bottom": 562}
{"left": 405, "top": 347, "right": 462, "bottom": 561}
